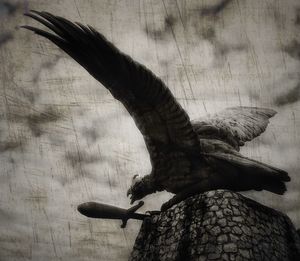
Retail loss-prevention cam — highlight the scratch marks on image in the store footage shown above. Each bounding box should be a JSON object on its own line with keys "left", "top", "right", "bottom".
{"left": 32, "top": 55, "right": 62, "bottom": 85}
{"left": 55, "top": 112, "right": 118, "bottom": 186}
{"left": 199, "top": 25, "right": 246, "bottom": 60}
{"left": 1, "top": 105, "right": 64, "bottom": 156}
{"left": 63, "top": 148, "right": 117, "bottom": 188}
{"left": 26, "top": 106, "right": 63, "bottom": 137}
{"left": 81, "top": 126, "right": 102, "bottom": 145}
{"left": 6, "top": 104, "right": 64, "bottom": 136}
{"left": 194, "top": 0, "right": 247, "bottom": 61}
{"left": 144, "top": 0, "right": 245, "bottom": 65}
{"left": 80, "top": 115, "right": 108, "bottom": 144}
{"left": 65, "top": 150, "right": 100, "bottom": 169}
{"left": 144, "top": 15, "right": 176, "bottom": 41}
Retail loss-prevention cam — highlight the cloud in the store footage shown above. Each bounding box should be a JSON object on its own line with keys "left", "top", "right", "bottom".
{"left": 200, "top": 0, "right": 233, "bottom": 17}
{"left": 25, "top": 106, "right": 63, "bottom": 137}
{"left": 0, "top": 31, "right": 13, "bottom": 47}
{"left": 65, "top": 150, "right": 101, "bottom": 168}
{"left": 6, "top": 105, "right": 64, "bottom": 137}
{"left": 198, "top": 26, "right": 247, "bottom": 60}
{"left": 274, "top": 82, "right": 300, "bottom": 106}
{"left": 62, "top": 148, "right": 118, "bottom": 188}
{"left": 0, "top": 1, "right": 19, "bottom": 47}
{"left": 81, "top": 127, "right": 101, "bottom": 143}
{"left": 32, "top": 55, "right": 62, "bottom": 84}
{"left": 0, "top": 105, "right": 64, "bottom": 157}
{"left": 283, "top": 40, "right": 300, "bottom": 60}
{"left": 80, "top": 116, "right": 108, "bottom": 144}
{"left": 296, "top": 8, "right": 300, "bottom": 25}
{"left": 0, "top": 139, "right": 23, "bottom": 153}
{"left": 144, "top": 15, "right": 176, "bottom": 41}
{"left": 0, "top": 1, "right": 17, "bottom": 17}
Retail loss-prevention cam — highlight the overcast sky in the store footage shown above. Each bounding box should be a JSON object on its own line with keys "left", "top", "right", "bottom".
{"left": 0, "top": 0, "right": 300, "bottom": 260}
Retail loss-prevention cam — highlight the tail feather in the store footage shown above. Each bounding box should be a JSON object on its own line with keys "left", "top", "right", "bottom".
{"left": 262, "top": 179, "right": 287, "bottom": 195}
{"left": 203, "top": 152, "right": 290, "bottom": 195}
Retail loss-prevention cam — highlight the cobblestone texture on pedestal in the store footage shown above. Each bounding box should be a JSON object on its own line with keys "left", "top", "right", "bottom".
{"left": 129, "top": 190, "right": 300, "bottom": 261}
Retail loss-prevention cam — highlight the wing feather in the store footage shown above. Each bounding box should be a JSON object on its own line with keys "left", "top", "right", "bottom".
{"left": 193, "top": 106, "right": 276, "bottom": 150}
{"left": 23, "top": 11, "right": 200, "bottom": 174}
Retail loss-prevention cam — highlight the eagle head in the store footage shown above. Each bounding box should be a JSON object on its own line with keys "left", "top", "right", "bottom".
{"left": 127, "top": 175, "right": 147, "bottom": 204}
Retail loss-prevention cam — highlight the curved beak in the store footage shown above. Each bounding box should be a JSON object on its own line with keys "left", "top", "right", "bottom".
{"left": 127, "top": 188, "right": 136, "bottom": 205}
{"left": 130, "top": 197, "right": 136, "bottom": 205}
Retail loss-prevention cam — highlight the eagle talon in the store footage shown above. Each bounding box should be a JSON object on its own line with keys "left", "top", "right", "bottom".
{"left": 161, "top": 201, "right": 172, "bottom": 212}
{"left": 145, "top": 210, "right": 161, "bottom": 216}
{"left": 127, "top": 201, "right": 144, "bottom": 214}
{"left": 121, "top": 201, "right": 145, "bottom": 228}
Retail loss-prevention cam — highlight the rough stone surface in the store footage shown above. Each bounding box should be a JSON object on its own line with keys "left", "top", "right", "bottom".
{"left": 129, "top": 190, "right": 300, "bottom": 261}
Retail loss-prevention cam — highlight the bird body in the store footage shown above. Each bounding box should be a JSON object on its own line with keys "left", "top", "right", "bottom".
{"left": 23, "top": 11, "right": 290, "bottom": 210}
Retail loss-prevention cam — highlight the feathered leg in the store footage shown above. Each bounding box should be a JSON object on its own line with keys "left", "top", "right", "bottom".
{"left": 161, "top": 180, "right": 214, "bottom": 211}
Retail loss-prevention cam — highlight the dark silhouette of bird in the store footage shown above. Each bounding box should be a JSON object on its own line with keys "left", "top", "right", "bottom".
{"left": 22, "top": 11, "right": 290, "bottom": 211}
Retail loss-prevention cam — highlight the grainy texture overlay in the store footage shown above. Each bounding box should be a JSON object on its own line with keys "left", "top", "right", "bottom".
{"left": 130, "top": 190, "right": 300, "bottom": 261}
{"left": 0, "top": 0, "right": 300, "bottom": 260}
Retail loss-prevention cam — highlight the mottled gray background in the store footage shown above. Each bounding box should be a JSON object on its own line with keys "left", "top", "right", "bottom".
{"left": 0, "top": 0, "right": 299, "bottom": 260}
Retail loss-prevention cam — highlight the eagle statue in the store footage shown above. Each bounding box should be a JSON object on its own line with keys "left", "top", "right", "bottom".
{"left": 23, "top": 11, "right": 290, "bottom": 211}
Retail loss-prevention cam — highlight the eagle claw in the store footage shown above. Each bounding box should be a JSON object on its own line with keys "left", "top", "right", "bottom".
{"left": 161, "top": 201, "right": 173, "bottom": 212}
{"left": 145, "top": 210, "right": 161, "bottom": 216}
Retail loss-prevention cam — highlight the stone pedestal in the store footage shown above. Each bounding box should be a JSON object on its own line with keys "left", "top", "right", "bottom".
{"left": 129, "top": 190, "right": 300, "bottom": 261}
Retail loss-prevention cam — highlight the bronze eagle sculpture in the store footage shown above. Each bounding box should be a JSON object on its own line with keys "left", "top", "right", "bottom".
{"left": 23, "top": 11, "right": 290, "bottom": 211}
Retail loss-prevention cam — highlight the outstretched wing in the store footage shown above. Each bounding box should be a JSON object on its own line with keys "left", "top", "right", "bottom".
{"left": 192, "top": 106, "right": 276, "bottom": 150}
{"left": 22, "top": 11, "right": 200, "bottom": 175}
